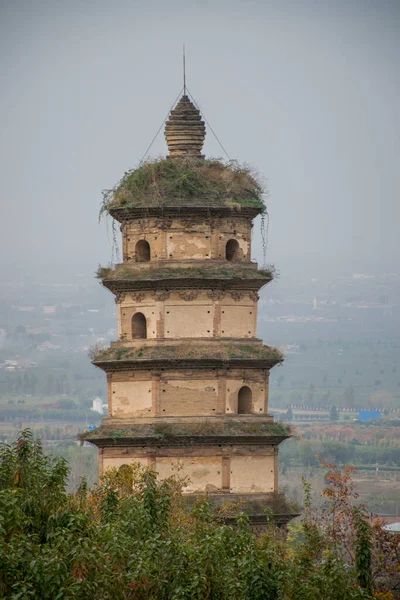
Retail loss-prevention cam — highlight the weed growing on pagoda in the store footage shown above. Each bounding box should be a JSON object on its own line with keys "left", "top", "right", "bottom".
{"left": 79, "top": 421, "right": 293, "bottom": 444}
{"left": 99, "top": 156, "right": 267, "bottom": 215}
{"left": 95, "top": 263, "right": 276, "bottom": 282}
{"left": 1, "top": 430, "right": 399, "bottom": 598}
{"left": 88, "top": 341, "right": 107, "bottom": 361}
{"left": 90, "top": 342, "right": 284, "bottom": 364}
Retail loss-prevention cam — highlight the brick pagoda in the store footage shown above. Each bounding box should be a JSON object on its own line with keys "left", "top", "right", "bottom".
{"left": 84, "top": 94, "right": 295, "bottom": 530}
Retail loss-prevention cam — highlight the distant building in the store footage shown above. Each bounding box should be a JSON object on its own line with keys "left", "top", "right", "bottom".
{"left": 358, "top": 410, "right": 381, "bottom": 422}
{"left": 383, "top": 522, "right": 400, "bottom": 533}
{"left": 284, "top": 344, "right": 300, "bottom": 354}
{"left": 37, "top": 341, "right": 60, "bottom": 351}
{"left": 92, "top": 397, "right": 104, "bottom": 414}
{"left": 352, "top": 273, "right": 376, "bottom": 280}
{"left": 42, "top": 306, "right": 56, "bottom": 314}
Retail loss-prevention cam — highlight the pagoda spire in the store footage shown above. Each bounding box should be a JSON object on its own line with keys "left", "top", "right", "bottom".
{"left": 164, "top": 94, "right": 206, "bottom": 158}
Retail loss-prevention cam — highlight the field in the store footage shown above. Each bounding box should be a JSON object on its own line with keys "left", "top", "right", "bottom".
{"left": 279, "top": 421, "right": 400, "bottom": 515}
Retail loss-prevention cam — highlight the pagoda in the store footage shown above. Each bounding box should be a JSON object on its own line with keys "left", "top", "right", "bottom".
{"left": 84, "top": 93, "right": 295, "bottom": 531}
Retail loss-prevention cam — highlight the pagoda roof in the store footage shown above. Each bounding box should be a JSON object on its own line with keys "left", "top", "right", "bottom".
{"left": 91, "top": 342, "right": 283, "bottom": 372}
{"left": 101, "top": 157, "right": 266, "bottom": 222}
{"left": 80, "top": 417, "right": 291, "bottom": 448}
{"left": 97, "top": 263, "right": 274, "bottom": 293}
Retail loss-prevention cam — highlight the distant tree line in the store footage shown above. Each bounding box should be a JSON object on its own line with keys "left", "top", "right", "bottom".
{"left": 0, "top": 404, "right": 102, "bottom": 424}
{"left": 280, "top": 438, "right": 400, "bottom": 469}
{"left": 0, "top": 369, "right": 105, "bottom": 405}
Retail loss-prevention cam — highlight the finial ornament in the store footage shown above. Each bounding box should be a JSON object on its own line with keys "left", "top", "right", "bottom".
{"left": 164, "top": 94, "right": 206, "bottom": 158}
{"left": 164, "top": 48, "right": 206, "bottom": 158}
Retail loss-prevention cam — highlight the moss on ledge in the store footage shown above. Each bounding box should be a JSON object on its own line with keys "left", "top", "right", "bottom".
{"left": 80, "top": 420, "right": 291, "bottom": 442}
{"left": 90, "top": 343, "right": 284, "bottom": 364}
{"left": 96, "top": 264, "right": 275, "bottom": 283}
{"left": 100, "top": 157, "right": 267, "bottom": 216}
{"left": 185, "top": 492, "right": 299, "bottom": 517}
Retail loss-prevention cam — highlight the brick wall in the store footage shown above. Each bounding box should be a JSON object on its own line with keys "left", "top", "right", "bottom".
{"left": 118, "top": 290, "right": 258, "bottom": 340}
{"left": 108, "top": 368, "right": 270, "bottom": 417}
{"left": 100, "top": 445, "right": 277, "bottom": 494}
{"left": 121, "top": 216, "right": 252, "bottom": 263}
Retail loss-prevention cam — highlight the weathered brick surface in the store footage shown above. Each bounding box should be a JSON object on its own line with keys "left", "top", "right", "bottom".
{"left": 108, "top": 369, "right": 270, "bottom": 418}
{"left": 92, "top": 141, "right": 288, "bottom": 510}
{"left": 121, "top": 217, "right": 252, "bottom": 263}
{"left": 118, "top": 290, "right": 258, "bottom": 340}
{"left": 100, "top": 445, "right": 276, "bottom": 494}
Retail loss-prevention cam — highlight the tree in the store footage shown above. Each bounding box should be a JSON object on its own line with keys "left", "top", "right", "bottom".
{"left": 330, "top": 405, "right": 339, "bottom": 421}
{"left": 295, "top": 459, "right": 400, "bottom": 597}
{"left": 343, "top": 386, "right": 355, "bottom": 409}
{"left": 30, "top": 372, "right": 38, "bottom": 394}
{"left": 1, "top": 430, "right": 398, "bottom": 599}
{"left": 286, "top": 407, "right": 294, "bottom": 421}
{"left": 58, "top": 398, "right": 76, "bottom": 410}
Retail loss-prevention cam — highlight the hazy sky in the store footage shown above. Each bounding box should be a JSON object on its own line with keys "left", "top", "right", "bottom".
{"left": 1, "top": 0, "right": 399, "bottom": 281}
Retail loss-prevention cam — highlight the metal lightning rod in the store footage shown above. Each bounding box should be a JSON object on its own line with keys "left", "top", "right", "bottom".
{"left": 183, "top": 44, "right": 186, "bottom": 95}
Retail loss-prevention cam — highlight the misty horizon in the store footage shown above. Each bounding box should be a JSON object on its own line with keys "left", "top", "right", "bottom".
{"left": 1, "top": 0, "right": 399, "bottom": 283}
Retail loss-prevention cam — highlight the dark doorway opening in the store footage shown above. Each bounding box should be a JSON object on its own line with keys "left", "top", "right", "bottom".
{"left": 132, "top": 312, "right": 147, "bottom": 339}
{"left": 135, "top": 240, "right": 150, "bottom": 262}
{"left": 238, "top": 386, "right": 252, "bottom": 414}
{"left": 226, "top": 239, "right": 240, "bottom": 261}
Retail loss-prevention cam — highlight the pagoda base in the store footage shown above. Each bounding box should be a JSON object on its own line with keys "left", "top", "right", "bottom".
{"left": 82, "top": 417, "right": 294, "bottom": 516}
{"left": 185, "top": 491, "right": 299, "bottom": 534}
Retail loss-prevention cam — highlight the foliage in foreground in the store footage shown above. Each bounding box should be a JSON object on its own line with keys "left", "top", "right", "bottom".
{"left": 0, "top": 431, "right": 399, "bottom": 599}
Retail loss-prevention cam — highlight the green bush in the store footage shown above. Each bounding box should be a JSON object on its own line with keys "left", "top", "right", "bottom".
{"left": 1, "top": 431, "right": 392, "bottom": 599}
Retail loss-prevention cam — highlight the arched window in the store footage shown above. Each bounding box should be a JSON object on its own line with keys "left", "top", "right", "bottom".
{"left": 226, "top": 239, "right": 240, "bottom": 261}
{"left": 118, "top": 464, "right": 131, "bottom": 475}
{"left": 135, "top": 240, "right": 150, "bottom": 262}
{"left": 238, "top": 386, "right": 252, "bottom": 414}
{"left": 118, "top": 464, "right": 133, "bottom": 491}
{"left": 132, "top": 312, "right": 147, "bottom": 339}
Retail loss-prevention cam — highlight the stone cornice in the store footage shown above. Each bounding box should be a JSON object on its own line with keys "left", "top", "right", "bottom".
{"left": 82, "top": 434, "right": 289, "bottom": 449}
{"left": 93, "top": 357, "right": 282, "bottom": 373}
{"left": 102, "top": 278, "right": 267, "bottom": 294}
{"left": 109, "top": 205, "right": 261, "bottom": 223}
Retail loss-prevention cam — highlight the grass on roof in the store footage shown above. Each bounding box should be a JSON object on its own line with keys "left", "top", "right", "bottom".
{"left": 100, "top": 157, "right": 267, "bottom": 216}
{"left": 96, "top": 264, "right": 275, "bottom": 282}
{"left": 90, "top": 343, "right": 284, "bottom": 364}
{"left": 80, "top": 420, "right": 291, "bottom": 442}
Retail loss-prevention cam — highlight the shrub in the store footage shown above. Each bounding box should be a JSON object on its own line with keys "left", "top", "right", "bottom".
{"left": 1, "top": 431, "right": 398, "bottom": 598}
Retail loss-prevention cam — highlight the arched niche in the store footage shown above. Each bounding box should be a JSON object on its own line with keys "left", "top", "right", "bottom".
{"left": 226, "top": 239, "right": 240, "bottom": 261}
{"left": 135, "top": 239, "right": 150, "bottom": 262}
{"left": 118, "top": 464, "right": 133, "bottom": 491}
{"left": 238, "top": 386, "right": 252, "bottom": 414}
{"left": 132, "top": 312, "right": 147, "bottom": 339}
{"left": 118, "top": 464, "right": 131, "bottom": 474}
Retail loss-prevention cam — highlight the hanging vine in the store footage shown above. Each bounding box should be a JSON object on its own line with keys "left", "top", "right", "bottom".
{"left": 99, "top": 198, "right": 120, "bottom": 266}
{"left": 259, "top": 178, "right": 270, "bottom": 270}
{"left": 110, "top": 217, "right": 120, "bottom": 264}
